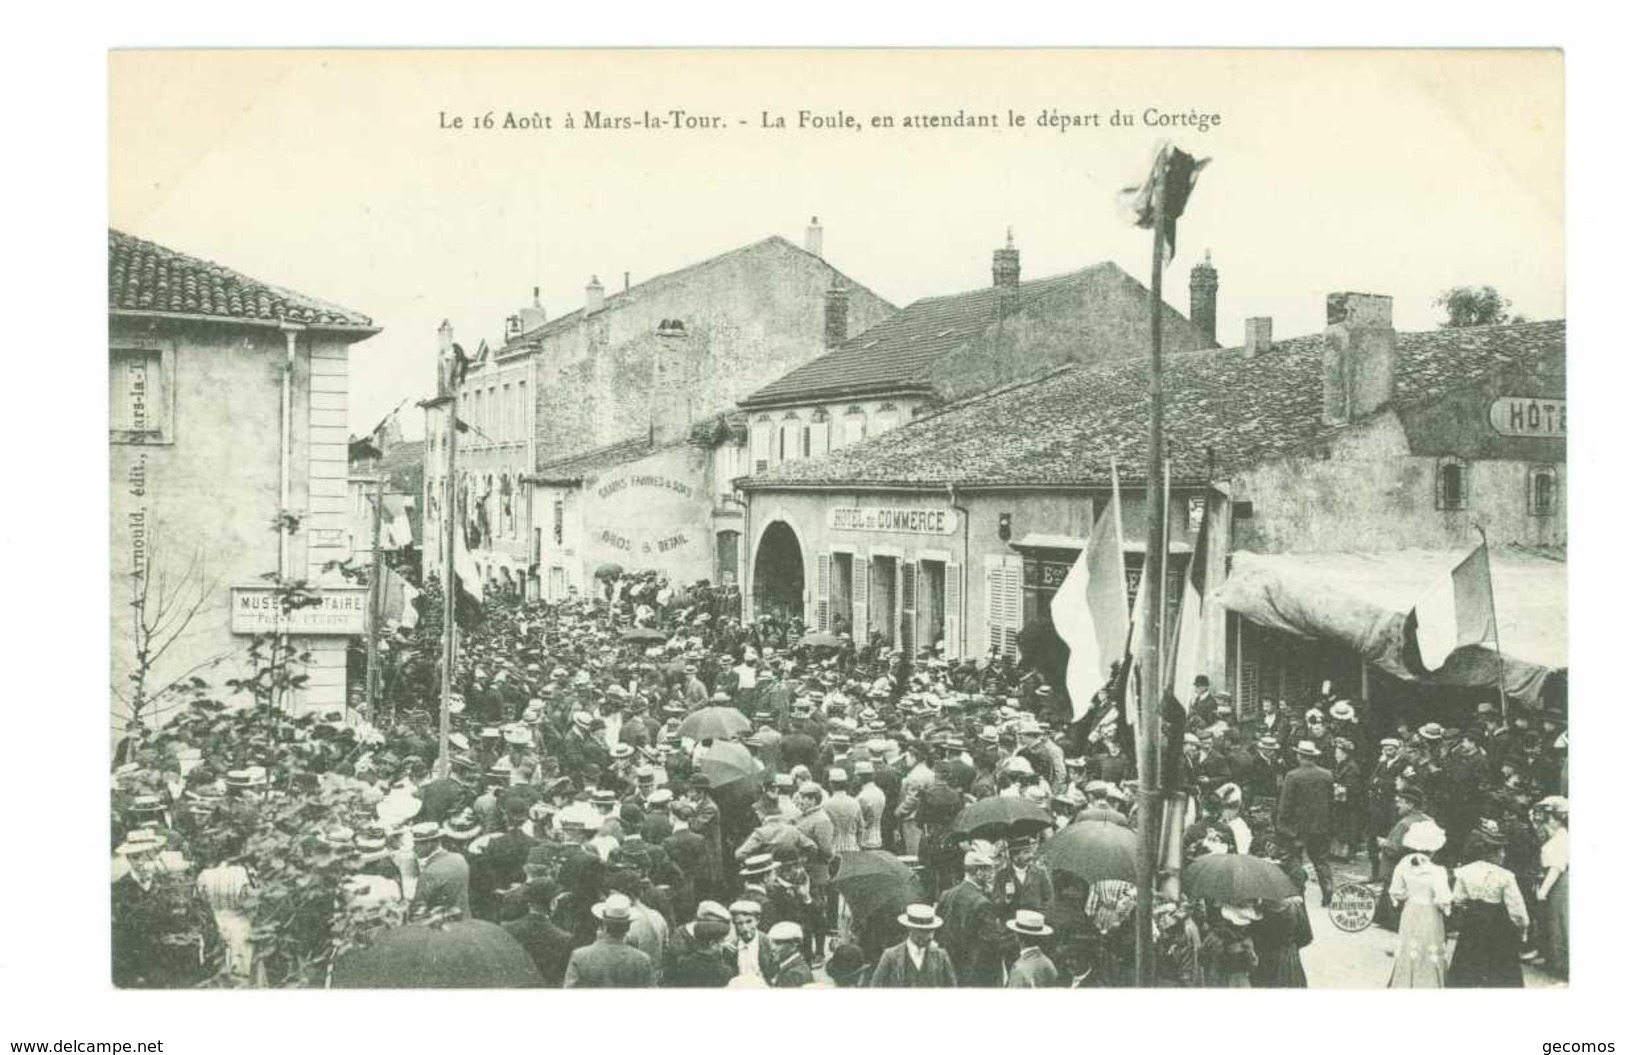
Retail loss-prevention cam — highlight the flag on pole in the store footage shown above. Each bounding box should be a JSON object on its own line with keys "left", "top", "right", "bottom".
{"left": 1052, "top": 469, "right": 1133, "bottom": 721}
{"left": 452, "top": 521, "right": 485, "bottom": 627}
{"left": 380, "top": 566, "right": 422, "bottom": 630}
{"left": 1406, "top": 542, "right": 1496, "bottom": 672}
{"left": 1119, "top": 141, "right": 1211, "bottom": 263}
{"left": 1166, "top": 501, "right": 1212, "bottom": 708}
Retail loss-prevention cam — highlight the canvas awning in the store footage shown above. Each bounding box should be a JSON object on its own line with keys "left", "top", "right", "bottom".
{"left": 1213, "top": 547, "right": 1566, "bottom": 705}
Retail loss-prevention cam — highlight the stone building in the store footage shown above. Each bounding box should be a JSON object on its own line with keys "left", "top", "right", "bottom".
{"left": 109, "top": 229, "right": 380, "bottom": 729}
{"left": 425, "top": 221, "right": 894, "bottom": 596}
{"left": 735, "top": 234, "right": 1218, "bottom": 475}
{"left": 741, "top": 292, "right": 1565, "bottom": 722}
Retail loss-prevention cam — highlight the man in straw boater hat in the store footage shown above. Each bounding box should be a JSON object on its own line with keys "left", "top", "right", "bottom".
{"left": 1005, "top": 909, "right": 1059, "bottom": 988}
{"left": 868, "top": 903, "right": 958, "bottom": 987}
{"left": 409, "top": 820, "right": 471, "bottom": 919}
{"left": 935, "top": 842, "right": 1008, "bottom": 986}
{"left": 1276, "top": 738, "right": 1336, "bottom": 907}
{"left": 562, "top": 892, "right": 654, "bottom": 988}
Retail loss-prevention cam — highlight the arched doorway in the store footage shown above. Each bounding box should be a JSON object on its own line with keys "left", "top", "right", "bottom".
{"left": 753, "top": 521, "right": 805, "bottom": 619}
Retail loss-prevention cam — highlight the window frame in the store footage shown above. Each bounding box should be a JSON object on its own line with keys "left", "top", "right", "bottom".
{"left": 1435, "top": 457, "right": 1469, "bottom": 511}
{"left": 109, "top": 340, "right": 177, "bottom": 445}
{"left": 1528, "top": 464, "right": 1559, "bottom": 517}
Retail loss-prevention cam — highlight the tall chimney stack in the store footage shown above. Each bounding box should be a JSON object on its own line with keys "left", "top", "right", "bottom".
{"left": 519, "top": 286, "right": 547, "bottom": 334}
{"left": 436, "top": 319, "right": 455, "bottom": 395}
{"left": 1189, "top": 249, "right": 1218, "bottom": 346}
{"left": 585, "top": 275, "right": 605, "bottom": 315}
{"left": 805, "top": 216, "right": 824, "bottom": 258}
{"left": 992, "top": 227, "right": 1021, "bottom": 295}
{"left": 1322, "top": 292, "right": 1395, "bottom": 425}
{"left": 1243, "top": 317, "right": 1272, "bottom": 358}
{"left": 824, "top": 277, "right": 850, "bottom": 349}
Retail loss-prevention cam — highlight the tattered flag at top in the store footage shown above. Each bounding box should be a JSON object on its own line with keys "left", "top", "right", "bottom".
{"left": 1119, "top": 141, "right": 1210, "bottom": 262}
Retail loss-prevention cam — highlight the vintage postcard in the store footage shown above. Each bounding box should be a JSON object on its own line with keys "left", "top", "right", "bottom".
{"left": 106, "top": 48, "right": 1564, "bottom": 991}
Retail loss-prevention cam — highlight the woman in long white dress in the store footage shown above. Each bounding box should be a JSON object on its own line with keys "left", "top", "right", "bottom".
{"left": 1387, "top": 820, "right": 1452, "bottom": 988}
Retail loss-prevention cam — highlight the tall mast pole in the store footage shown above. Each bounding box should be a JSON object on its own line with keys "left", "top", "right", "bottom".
{"left": 437, "top": 387, "right": 460, "bottom": 778}
{"left": 1135, "top": 177, "right": 1169, "bottom": 988}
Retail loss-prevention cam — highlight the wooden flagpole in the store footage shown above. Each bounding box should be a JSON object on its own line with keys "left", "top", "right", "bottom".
{"left": 1135, "top": 170, "right": 1169, "bottom": 988}
{"left": 1475, "top": 524, "right": 1510, "bottom": 723}
{"left": 437, "top": 386, "right": 460, "bottom": 780}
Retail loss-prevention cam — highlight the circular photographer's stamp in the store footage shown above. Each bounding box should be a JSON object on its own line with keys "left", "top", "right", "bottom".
{"left": 1327, "top": 881, "right": 1378, "bottom": 932}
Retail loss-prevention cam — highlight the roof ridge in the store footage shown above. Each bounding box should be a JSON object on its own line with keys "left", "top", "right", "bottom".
{"left": 108, "top": 228, "right": 374, "bottom": 327}
{"left": 499, "top": 234, "right": 896, "bottom": 351}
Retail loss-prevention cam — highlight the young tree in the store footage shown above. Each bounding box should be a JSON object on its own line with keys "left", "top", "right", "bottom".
{"left": 1434, "top": 285, "right": 1527, "bottom": 328}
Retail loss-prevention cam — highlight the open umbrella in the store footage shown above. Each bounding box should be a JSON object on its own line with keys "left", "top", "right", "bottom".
{"left": 677, "top": 706, "right": 751, "bottom": 742}
{"left": 1181, "top": 852, "right": 1297, "bottom": 903}
{"left": 830, "top": 850, "right": 924, "bottom": 928}
{"left": 619, "top": 627, "right": 667, "bottom": 643}
{"left": 593, "top": 563, "right": 624, "bottom": 580}
{"left": 330, "top": 920, "right": 542, "bottom": 988}
{"left": 699, "top": 739, "right": 760, "bottom": 791}
{"left": 952, "top": 796, "right": 1053, "bottom": 837}
{"left": 1039, "top": 820, "right": 1137, "bottom": 883}
{"left": 801, "top": 631, "right": 842, "bottom": 649}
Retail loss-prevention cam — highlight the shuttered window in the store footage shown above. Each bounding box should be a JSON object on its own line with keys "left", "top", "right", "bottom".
{"left": 852, "top": 555, "right": 870, "bottom": 643}
{"left": 815, "top": 552, "right": 831, "bottom": 631}
{"left": 943, "top": 561, "right": 962, "bottom": 659}
{"left": 900, "top": 561, "right": 918, "bottom": 658}
{"left": 984, "top": 555, "right": 1023, "bottom": 657}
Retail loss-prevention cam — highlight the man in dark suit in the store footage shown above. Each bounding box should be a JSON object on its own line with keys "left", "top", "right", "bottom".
{"left": 417, "top": 759, "right": 477, "bottom": 823}
{"left": 1276, "top": 741, "right": 1335, "bottom": 907}
{"left": 935, "top": 844, "right": 1008, "bottom": 986}
{"left": 501, "top": 880, "right": 574, "bottom": 986}
{"left": 766, "top": 921, "right": 814, "bottom": 987}
{"left": 1365, "top": 738, "right": 1407, "bottom": 881}
{"left": 868, "top": 904, "right": 958, "bottom": 987}
{"left": 994, "top": 836, "right": 1055, "bottom": 917}
{"left": 410, "top": 822, "right": 471, "bottom": 918}
{"left": 562, "top": 894, "right": 655, "bottom": 988}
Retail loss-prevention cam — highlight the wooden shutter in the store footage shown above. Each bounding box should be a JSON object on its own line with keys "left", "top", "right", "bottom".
{"left": 815, "top": 552, "right": 831, "bottom": 631}
{"left": 985, "top": 558, "right": 1007, "bottom": 656}
{"left": 943, "top": 561, "right": 962, "bottom": 659}
{"left": 1003, "top": 559, "right": 1024, "bottom": 656}
{"left": 900, "top": 561, "right": 918, "bottom": 658}
{"left": 852, "top": 555, "right": 870, "bottom": 643}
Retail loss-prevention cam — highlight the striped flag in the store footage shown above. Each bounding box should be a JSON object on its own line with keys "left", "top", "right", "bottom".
{"left": 1053, "top": 463, "right": 1133, "bottom": 721}
{"left": 1407, "top": 542, "right": 1496, "bottom": 671}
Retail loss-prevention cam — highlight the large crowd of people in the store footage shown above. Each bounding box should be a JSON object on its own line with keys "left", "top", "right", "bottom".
{"left": 109, "top": 570, "right": 1570, "bottom": 988}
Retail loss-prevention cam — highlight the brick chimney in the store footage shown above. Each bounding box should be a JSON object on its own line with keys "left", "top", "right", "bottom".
{"left": 993, "top": 227, "right": 1020, "bottom": 293}
{"left": 519, "top": 287, "right": 547, "bottom": 334}
{"left": 805, "top": 216, "right": 824, "bottom": 258}
{"left": 824, "top": 277, "right": 850, "bottom": 348}
{"left": 436, "top": 319, "right": 455, "bottom": 395}
{"left": 1190, "top": 249, "right": 1218, "bottom": 345}
{"left": 1322, "top": 292, "right": 1396, "bottom": 425}
{"left": 1243, "top": 316, "right": 1272, "bottom": 358}
{"left": 650, "top": 318, "right": 691, "bottom": 444}
{"left": 585, "top": 275, "right": 605, "bottom": 315}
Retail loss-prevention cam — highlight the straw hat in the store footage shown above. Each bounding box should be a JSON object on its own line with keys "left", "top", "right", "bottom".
{"left": 897, "top": 903, "right": 944, "bottom": 930}
{"left": 1005, "top": 909, "right": 1054, "bottom": 937}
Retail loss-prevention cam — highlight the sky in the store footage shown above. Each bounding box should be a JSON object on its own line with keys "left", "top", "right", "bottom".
{"left": 109, "top": 49, "right": 1563, "bottom": 439}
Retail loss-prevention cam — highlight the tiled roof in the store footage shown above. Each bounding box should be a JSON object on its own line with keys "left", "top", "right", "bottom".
{"left": 526, "top": 434, "right": 663, "bottom": 485}
{"left": 740, "top": 264, "right": 1121, "bottom": 407}
{"left": 496, "top": 236, "right": 892, "bottom": 355}
{"left": 743, "top": 320, "right": 1566, "bottom": 490}
{"left": 108, "top": 228, "right": 376, "bottom": 329}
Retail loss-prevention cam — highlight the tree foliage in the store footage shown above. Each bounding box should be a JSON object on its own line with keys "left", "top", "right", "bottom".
{"left": 1435, "top": 285, "right": 1526, "bottom": 328}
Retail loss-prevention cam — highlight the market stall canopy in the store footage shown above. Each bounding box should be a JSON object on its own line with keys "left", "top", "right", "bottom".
{"left": 1214, "top": 547, "right": 1565, "bottom": 705}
